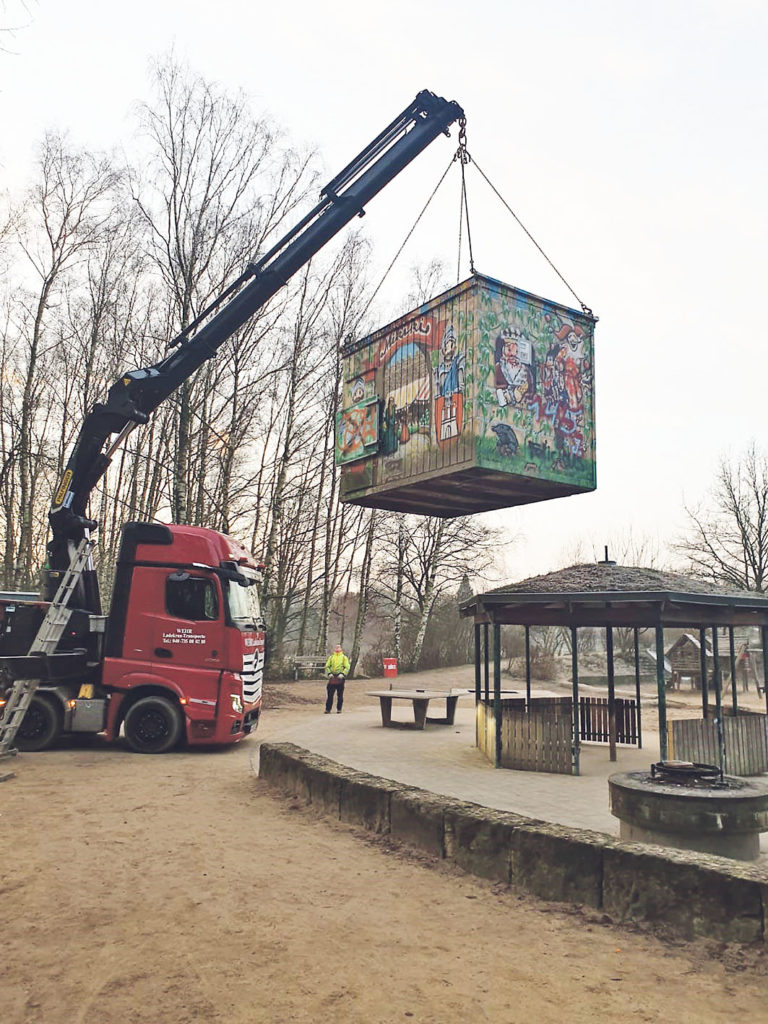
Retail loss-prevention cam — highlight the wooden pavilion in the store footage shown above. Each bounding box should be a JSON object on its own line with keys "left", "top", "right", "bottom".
{"left": 460, "top": 559, "right": 768, "bottom": 774}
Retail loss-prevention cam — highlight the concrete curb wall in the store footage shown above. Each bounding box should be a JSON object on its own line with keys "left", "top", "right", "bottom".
{"left": 259, "top": 742, "right": 768, "bottom": 943}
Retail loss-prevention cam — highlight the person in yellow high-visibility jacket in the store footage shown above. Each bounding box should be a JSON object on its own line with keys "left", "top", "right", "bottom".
{"left": 324, "top": 644, "right": 350, "bottom": 714}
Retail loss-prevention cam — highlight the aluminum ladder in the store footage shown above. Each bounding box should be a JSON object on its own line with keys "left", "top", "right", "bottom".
{"left": 0, "top": 538, "right": 94, "bottom": 758}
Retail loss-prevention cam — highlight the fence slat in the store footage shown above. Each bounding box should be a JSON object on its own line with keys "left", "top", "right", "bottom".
{"left": 481, "top": 703, "right": 573, "bottom": 774}
{"left": 671, "top": 714, "right": 768, "bottom": 775}
{"left": 578, "top": 696, "right": 638, "bottom": 745}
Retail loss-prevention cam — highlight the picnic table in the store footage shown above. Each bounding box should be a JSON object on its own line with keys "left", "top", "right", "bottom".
{"left": 367, "top": 688, "right": 462, "bottom": 729}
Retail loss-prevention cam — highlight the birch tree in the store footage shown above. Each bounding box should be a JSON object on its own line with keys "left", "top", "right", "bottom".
{"left": 378, "top": 514, "right": 499, "bottom": 670}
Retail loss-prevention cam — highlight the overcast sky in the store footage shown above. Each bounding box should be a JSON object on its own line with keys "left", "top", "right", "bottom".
{"left": 2, "top": 0, "right": 767, "bottom": 581}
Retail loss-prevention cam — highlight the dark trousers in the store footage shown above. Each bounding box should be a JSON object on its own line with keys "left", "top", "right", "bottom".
{"left": 326, "top": 676, "right": 345, "bottom": 712}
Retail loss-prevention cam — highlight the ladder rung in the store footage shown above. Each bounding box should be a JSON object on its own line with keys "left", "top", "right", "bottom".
{"left": 0, "top": 537, "right": 94, "bottom": 755}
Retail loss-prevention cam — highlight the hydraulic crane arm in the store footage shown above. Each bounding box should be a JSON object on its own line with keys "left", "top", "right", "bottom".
{"left": 47, "top": 90, "right": 464, "bottom": 608}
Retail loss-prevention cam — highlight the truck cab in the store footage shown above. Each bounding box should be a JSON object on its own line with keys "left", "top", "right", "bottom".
{"left": 101, "top": 522, "right": 265, "bottom": 751}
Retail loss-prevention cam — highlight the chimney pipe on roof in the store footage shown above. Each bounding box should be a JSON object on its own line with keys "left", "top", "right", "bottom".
{"left": 599, "top": 545, "right": 616, "bottom": 566}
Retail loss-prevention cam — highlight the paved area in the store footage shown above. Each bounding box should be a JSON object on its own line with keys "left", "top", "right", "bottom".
{"left": 274, "top": 698, "right": 657, "bottom": 835}
{"left": 266, "top": 670, "right": 768, "bottom": 859}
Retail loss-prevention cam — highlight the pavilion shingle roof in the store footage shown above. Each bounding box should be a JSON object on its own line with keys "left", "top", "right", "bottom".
{"left": 487, "top": 563, "right": 764, "bottom": 601}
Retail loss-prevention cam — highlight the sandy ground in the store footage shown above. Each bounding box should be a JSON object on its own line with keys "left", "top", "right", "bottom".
{"left": 1, "top": 675, "right": 767, "bottom": 1024}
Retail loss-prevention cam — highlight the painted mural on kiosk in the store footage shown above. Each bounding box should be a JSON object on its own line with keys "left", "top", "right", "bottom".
{"left": 338, "top": 274, "right": 596, "bottom": 503}
{"left": 473, "top": 280, "right": 595, "bottom": 488}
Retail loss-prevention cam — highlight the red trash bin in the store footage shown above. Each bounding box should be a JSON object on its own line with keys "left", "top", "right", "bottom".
{"left": 382, "top": 658, "right": 398, "bottom": 678}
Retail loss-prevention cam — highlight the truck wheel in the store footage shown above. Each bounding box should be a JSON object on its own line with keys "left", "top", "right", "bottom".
{"left": 16, "top": 695, "right": 62, "bottom": 752}
{"left": 123, "top": 696, "right": 184, "bottom": 754}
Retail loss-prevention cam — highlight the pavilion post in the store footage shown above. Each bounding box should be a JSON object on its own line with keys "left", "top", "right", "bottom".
{"left": 525, "top": 625, "right": 531, "bottom": 708}
{"left": 699, "top": 628, "right": 709, "bottom": 719}
{"left": 571, "top": 625, "right": 580, "bottom": 776}
{"left": 655, "top": 625, "right": 668, "bottom": 761}
{"left": 474, "top": 623, "right": 481, "bottom": 703}
{"left": 762, "top": 627, "right": 768, "bottom": 716}
{"left": 711, "top": 627, "right": 725, "bottom": 773}
{"left": 633, "top": 627, "right": 643, "bottom": 749}
{"left": 483, "top": 623, "right": 489, "bottom": 701}
{"left": 474, "top": 623, "right": 482, "bottom": 749}
{"left": 606, "top": 624, "right": 617, "bottom": 762}
{"left": 493, "top": 622, "right": 502, "bottom": 768}
{"left": 728, "top": 627, "right": 738, "bottom": 715}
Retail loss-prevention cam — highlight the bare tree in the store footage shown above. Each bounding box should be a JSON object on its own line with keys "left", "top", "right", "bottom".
{"left": 131, "top": 55, "right": 316, "bottom": 524}
{"left": 563, "top": 528, "right": 662, "bottom": 569}
{"left": 4, "top": 131, "right": 120, "bottom": 586}
{"left": 347, "top": 510, "right": 377, "bottom": 676}
{"left": 677, "top": 444, "right": 768, "bottom": 592}
{"left": 377, "top": 514, "right": 499, "bottom": 670}
{"left": 0, "top": 0, "right": 35, "bottom": 54}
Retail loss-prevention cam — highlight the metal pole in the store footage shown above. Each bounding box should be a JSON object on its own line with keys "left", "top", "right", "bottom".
{"left": 699, "top": 627, "right": 709, "bottom": 719}
{"left": 474, "top": 623, "right": 481, "bottom": 703}
{"left": 711, "top": 627, "right": 725, "bottom": 774}
{"left": 525, "top": 624, "right": 531, "bottom": 708}
{"left": 606, "top": 624, "right": 617, "bottom": 762}
{"left": 655, "top": 625, "right": 668, "bottom": 761}
{"left": 762, "top": 627, "right": 768, "bottom": 717}
{"left": 571, "top": 625, "right": 580, "bottom": 776}
{"left": 483, "top": 623, "right": 490, "bottom": 702}
{"left": 474, "top": 622, "right": 481, "bottom": 751}
{"left": 728, "top": 626, "right": 738, "bottom": 715}
{"left": 493, "top": 622, "right": 502, "bottom": 769}
{"left": 634, "top": 626, "right": 642, "bottom": 749}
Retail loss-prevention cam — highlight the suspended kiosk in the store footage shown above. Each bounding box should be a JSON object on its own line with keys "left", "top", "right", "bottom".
{"left": 336, "top": 127, "right": 597, "bottom": 517}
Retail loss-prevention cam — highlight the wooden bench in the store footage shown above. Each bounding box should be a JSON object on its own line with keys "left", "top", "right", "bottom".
{"left": 367, "top": 688, "right": 462, "bottom": 730}
{"left": 292, "top": 656, "right": 327, "bottom": 681}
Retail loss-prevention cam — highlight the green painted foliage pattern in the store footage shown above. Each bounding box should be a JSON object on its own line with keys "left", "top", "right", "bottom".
{"left": 473, "top": 287, "right": 595, "bottom": 488}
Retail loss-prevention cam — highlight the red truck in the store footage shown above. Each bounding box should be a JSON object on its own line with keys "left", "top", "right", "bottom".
{"left": 1, "top": 523, "right": 265, "bottom": 753}
{"left": 0, "top": 90, "right": 464, "bottom": 755}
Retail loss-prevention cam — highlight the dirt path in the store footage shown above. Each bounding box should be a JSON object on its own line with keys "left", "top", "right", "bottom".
{"left": 1, "top": 680, "right": 766, "bottom": 1024}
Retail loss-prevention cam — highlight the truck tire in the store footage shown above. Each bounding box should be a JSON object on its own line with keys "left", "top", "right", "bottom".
{"left": 123, "top": 696, "right": 184, "bottom": 754}
{"left": 16, "top": 694, "right": 62, "bottom": 752}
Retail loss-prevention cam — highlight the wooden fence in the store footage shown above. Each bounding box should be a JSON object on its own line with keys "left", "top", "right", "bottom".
{"left": 670, "top": 714, "right": 768, "bottom": 776}
{"left": 477, "top": 699, "right": 573, "bottom": 774}
{"left": 578, "top": 696, "right": 639, "bottom": 746}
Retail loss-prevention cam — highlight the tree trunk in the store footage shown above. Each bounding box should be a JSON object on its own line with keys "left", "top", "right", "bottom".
{"left": 394, "top": 516, "right": 405, "bottom": 665}
{"left": 408, "top": 520, "right": 445, "bottom": 670}
{"left": 349, "top": 511, "right": 376, "bottom": 677}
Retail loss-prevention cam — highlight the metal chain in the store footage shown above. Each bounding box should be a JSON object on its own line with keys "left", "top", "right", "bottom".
{"left": 456, "top": 174, "right": 464, "bottom": 283}
{"left": 454, "top": 118, "right": 475, "bottom": 280}
{"left": 471, "top": 155, "right": 593, "bottom": 318}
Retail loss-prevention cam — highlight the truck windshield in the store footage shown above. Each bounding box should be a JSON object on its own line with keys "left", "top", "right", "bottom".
{"left": 225, "top": 572, "right": 262, "bottom": 629}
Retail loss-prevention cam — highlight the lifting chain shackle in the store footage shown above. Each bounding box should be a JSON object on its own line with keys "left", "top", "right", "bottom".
{"left": 455, "top": 117, "right": 471, "bottom": 166}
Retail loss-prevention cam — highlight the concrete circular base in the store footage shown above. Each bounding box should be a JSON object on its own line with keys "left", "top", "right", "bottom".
{"left": 609, "top": 771, "right": 768, "bottom": 862}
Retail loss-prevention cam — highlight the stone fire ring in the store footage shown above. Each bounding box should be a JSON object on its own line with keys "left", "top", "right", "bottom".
{"left": 609, "top": 771, "right": 768, "bottom": 862}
